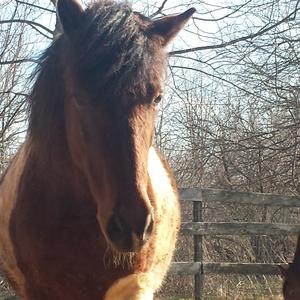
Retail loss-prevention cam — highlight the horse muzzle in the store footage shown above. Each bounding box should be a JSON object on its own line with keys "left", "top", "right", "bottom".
{"left": 106, "top": 213, "right": 154, "bottom": 252}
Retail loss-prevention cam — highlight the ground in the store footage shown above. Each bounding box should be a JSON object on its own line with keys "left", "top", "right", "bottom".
{"left": 0, "top": 274, "right": 284, "bottom": 299}
{"left": 0, "top": 274, "right": 16, "bottom": 300}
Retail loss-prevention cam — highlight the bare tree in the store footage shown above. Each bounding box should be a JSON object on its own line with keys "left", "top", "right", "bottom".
{"left": 0, "top": 0, "right": 55, "bottom": 171}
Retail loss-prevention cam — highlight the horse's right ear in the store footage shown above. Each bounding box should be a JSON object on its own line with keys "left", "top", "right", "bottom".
{"left": 279, "top": 264, "right": 289, "bottom": 278}
{"left": 57, "top": 0, "right": 84, "bottom": 36}
{"left": 148, "top": 8, "right": 196, "bottom": 47}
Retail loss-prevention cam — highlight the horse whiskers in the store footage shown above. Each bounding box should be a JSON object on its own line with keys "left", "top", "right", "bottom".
{"left": 102, "top": 246, "right": 111, "bottom": 270}
{"left": 103, "top": 245, "right": 136, "bottom": 270}
{"left": 112, "top": 251, "right": 135, "bottom": 269}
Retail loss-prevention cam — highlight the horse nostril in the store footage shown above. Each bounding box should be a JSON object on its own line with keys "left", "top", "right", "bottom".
{"left": 106, "top": 214, "right": 129, "bottom": 244}
{"left": 142, "top": 214, "right": 154, "bottom": 242}
{"left": 106, "top": 213, "right": 154, "bottom": 251}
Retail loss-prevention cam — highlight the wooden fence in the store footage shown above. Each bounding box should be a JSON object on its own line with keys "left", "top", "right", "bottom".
{"left": 170, "top": 188, "right": 300, "bottom": 299}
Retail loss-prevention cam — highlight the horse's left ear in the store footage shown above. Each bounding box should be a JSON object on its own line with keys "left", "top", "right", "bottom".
{"left": 148, "top": 8, "right": 196, "bottom": 47}
{"left": 57, "top": 0, "right": 84, "bottom": 36}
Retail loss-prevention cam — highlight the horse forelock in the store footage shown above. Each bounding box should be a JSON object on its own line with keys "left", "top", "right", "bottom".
{"left": 74, "top": 1, "right": 164, "bottom": 96}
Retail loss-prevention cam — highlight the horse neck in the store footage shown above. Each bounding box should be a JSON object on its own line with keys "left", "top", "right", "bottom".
{"left": 28, "top": 130, "right": 87, "bottom": 196}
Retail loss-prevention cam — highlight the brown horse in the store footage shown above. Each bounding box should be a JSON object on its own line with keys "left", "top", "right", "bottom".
{"left": 0, "top": 1, "right": 195, "bottom": 299}
{"left": 280, "top": 235, "right": 300, "bottom": 299}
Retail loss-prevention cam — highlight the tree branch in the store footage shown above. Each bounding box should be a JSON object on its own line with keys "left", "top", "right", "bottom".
{"left": 0, "top": 19, "right": 54, "bottom": 35}
{"left": 150, "top": 0, "right": 168, "bottom": 18}
{"left": 15, "top": 0, "right": 55, "bottom": 13}
{"left": 169, "top": 4, "right": 300, "bottom": 56}
{"left": 0, "top": 58, "right": 40, "bottom": 65}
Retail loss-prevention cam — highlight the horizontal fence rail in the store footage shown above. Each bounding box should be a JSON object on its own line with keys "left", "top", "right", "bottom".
{"left": 170, "top": 262, "right": 288, "bottom": 275}
{"left": 179, "top": 188, "right": 300, "bottom": 207}
{"left": 181, "top": 222, "right": 300, "bottom": 235}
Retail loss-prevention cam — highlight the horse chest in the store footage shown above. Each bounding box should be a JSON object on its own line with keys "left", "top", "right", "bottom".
{"left": 8, "top": 182, "right": 132, "bottom": 299}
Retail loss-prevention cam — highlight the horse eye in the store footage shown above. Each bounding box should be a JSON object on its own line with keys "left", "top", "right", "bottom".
{"left": 154, "top": 95, "right": 162, "bottom": 104}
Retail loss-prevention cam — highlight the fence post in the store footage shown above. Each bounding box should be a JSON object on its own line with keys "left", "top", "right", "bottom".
{"left": 193, "top": 191, "right": 204, "bottom": 300}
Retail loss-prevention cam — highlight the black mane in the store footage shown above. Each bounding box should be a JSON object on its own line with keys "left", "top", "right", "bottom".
{"left": 74, "top": 1, "right": 153, "bottom": 92}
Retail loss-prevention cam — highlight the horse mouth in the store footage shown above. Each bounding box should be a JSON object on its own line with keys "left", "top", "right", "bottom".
{"left": 109, "top": 238, "right": 144, "bottom": 253}
{"left": 106, "top": 229, "right": 151, "bottom": 253}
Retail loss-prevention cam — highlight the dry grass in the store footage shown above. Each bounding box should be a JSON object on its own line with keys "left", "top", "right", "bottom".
{"left": 158, "top": 273, "right": 284, "bottom": 300}
{"left": 0, "top": 274, "right": 15, "bottom": 300}
{"left": 0, "top": 274, "right": 284, "bottom": 300}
